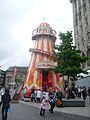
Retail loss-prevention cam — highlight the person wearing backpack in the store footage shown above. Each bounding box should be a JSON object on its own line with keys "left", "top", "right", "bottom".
{"left": 0, "top": 87, "right": 11, "bottom": 120}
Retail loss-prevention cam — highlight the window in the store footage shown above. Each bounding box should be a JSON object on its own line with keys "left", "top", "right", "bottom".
{"left": 87, "top": 32, "right": 90, "bottom": 40}
{"left": 81, "top": 24, "right": 83, "bottom": 33}
{"left": 87, "top": 47, "right": 90, "bottom": 66}
{"left": 74, "top": 0, "right": 77, "bottom": 13}
{"left": 77, "top": 42, "right": 80, "bottom": 49}
{"left": 79, "top": 11, "right": 82, "bottom": 21}
{"left": 83, "top": 1, "right": 87, "bottom": 12}
{"left": 78, "top": 0, "right": 81, "bottom": 10}
{"left": 77, "top": 29, "right": 78, "bottom": 35}
{"left": 82, "top": 38, "right": 84, "bottom": 47}
{"left": 85, "top": 17, "right": 88, "bottom": 26}
{"left": 82, "top": 52, "right": 86, "bottom": 69}
{"left": 75, "top": 18, "right": 78, "bottom": 26}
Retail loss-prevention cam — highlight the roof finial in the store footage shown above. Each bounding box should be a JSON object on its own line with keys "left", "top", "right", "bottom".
{"left": 43, "top": 16, "right": 45, "bottom": 21}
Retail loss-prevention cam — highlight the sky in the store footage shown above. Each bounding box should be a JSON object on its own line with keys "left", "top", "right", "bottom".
{"left": 0, "top": 0, "right": 73, "bottom": 70}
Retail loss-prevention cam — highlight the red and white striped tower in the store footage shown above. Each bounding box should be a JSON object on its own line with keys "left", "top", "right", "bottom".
{"left": 23, "top": 22, "right": 64, "bottom": 93}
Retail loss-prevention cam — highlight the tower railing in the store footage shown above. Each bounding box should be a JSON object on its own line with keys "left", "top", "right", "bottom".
{"left": 32, "top": 28, "right": 56, "bottom": 40}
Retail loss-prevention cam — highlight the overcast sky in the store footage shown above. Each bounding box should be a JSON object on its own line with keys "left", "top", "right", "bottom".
{"left": 0, "top": 0, "right": 73, "bottom": 70}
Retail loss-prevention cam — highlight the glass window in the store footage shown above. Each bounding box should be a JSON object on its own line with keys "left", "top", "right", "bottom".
{"left": 82, "top": 38, "right": 84, "bottom": 46}
{"left": 81, "top": 24, "right": 83, "bottom": 33}
{"left": 83, "top": 1, "right": 87, "bottom": 12}
{"left": 79, "top": 11, "right": 82, "bottom": 21}
{"left": 87, "top": 48, "right": 90, "bottom": 66}
{"left": 75, "top": 18, "right": 78, "bottom": 26}
{"left": 78, "top": 0, "right": 81, "bottom": 9}
{"left": 74, "top": 0, "right": 77, "bottom": 13}
{"left": 85, "top": 17, "right": 88, "bottom": 26}
{"left": 87, "top": 32, "right": 90, "bottom": 40}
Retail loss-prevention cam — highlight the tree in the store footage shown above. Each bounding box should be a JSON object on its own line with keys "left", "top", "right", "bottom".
{"left": 53, "top": 31, "right": 89, "bottom": 86}
{"left": 15, "top": 76, "right": 21, "bottom": 83}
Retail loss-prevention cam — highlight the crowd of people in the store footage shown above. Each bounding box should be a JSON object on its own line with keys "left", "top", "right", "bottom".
{"left": 21, "top": 88, "right": 63, "bottom": 115}
{"left": 20, "top": 86, "right": 90, "bottom": 116}
{"left": 65, "top": 86, "right": 90, "bottom": 100}
{"left": 22, "top": 86, "right": 90, "bottom": 103}
{"left": 0, "top": 85, "right": 90, "bottom": 118}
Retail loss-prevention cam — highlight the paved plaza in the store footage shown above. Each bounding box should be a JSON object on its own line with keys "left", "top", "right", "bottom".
{"left": 0, "top": 98, "right": 90, "bottom": 120}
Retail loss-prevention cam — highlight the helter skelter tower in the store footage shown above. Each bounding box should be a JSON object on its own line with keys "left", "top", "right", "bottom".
{"left": 23, "top": 22, "right": 64, "bottom": 93}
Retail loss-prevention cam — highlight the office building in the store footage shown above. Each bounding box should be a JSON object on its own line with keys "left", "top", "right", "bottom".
{"left": 70, "top": 0, "right": 90, "bottom": 70}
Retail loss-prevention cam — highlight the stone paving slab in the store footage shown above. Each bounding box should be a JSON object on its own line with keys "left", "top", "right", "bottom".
{"left": 0, "top": 103, "right": 89, "bottom": 120}
{"left": 20, "top": 98, "right": 90, "bottom": 118}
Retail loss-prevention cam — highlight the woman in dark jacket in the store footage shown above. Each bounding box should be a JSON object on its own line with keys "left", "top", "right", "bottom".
{"left": 48, "top": 89, "right": 55, "bottom": 114}
{"left": 0, "top": 87, "right": 11, "bottom": 120}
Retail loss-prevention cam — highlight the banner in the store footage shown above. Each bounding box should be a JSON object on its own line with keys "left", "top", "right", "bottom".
{"left": 14, "top": 67, "right": 17, "bottom": 77}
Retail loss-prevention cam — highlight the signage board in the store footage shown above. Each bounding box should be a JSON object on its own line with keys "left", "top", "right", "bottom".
{"left": 36, "top": 61, "right": 57, "bottom": 69}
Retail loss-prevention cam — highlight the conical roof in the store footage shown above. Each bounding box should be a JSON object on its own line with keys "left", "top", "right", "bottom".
{"left": 32, "top": 22, "right": 56, "bottom": 40}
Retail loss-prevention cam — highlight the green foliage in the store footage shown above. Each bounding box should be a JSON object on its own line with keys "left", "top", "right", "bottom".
{"left": 53, "top": 31, "right": 88, "bottom": 81}
{"left": 15, "top": 76, "right": 21, "bottom": 83}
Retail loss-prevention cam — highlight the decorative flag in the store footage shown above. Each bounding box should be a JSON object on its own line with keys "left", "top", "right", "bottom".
{"left": 14, "top": 67, "right": 17, "bottom": 77}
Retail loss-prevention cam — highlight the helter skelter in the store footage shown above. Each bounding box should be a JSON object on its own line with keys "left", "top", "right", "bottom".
{"left": 23, "top": 22, "right": 64, "bottom": 94}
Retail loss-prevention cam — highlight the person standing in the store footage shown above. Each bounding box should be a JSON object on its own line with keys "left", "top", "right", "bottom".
{"left": 82, "top": 87, "right": 87, "bottom": 100}
{"left": 48, "top": 89, "right": 55, "bottom": 114}
{"left": 56, "top": 90, "right": 62, "bottom": 107}
{"left": 78, "top": 87, "right": 81, "bottom": 98}
{"left": 88, "top": 87, "right": 90, "bottom": 100}
{"left": 0, "top": 87, "right": 11, "bottom": 120}
{"left": 30, "top": 88, "right": 35, "bottom": 102}
{"left": 36, "top": 89, "right": 42, "bottom": 103}
{"left": 39, "top": 96, "right": 47, "bottom": 116}
{"left": 0, "top": 87, "right": 5, "bottom": 106}
{"left": 65, "top": 87, "right": 69, "bottom": 99}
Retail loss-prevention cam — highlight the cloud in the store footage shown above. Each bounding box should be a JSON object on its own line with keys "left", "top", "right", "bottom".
{"left": 0, "top": 0, "right": 73, "bottom": 70}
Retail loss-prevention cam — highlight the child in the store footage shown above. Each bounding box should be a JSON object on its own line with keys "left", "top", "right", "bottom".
{"left": 39, "top": 96, "right": 47, "bottom": 116}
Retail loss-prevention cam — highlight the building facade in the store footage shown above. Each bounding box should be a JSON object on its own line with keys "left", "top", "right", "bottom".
{"left": 0, "top": 70, "right": 6, "bottom": 87}
{"left": 6, "top": 66, "right": 28, "bottom": 88}
{"left": 70, "top": 0, "right": 90, "bottom": 70}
